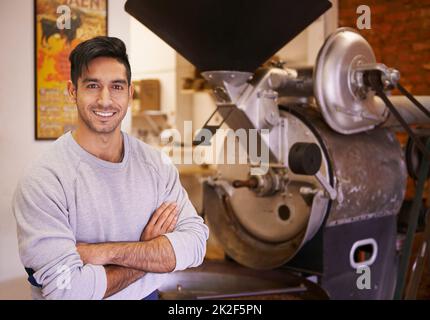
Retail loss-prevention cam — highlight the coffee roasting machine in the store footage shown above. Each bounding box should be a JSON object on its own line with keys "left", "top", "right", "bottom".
{"left": 125, "top": 0, "right": 430, "bottom": 299}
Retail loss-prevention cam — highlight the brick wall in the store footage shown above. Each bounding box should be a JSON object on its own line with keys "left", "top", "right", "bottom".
{"left": 338, "top": 0, "right": 430, "bottom": 95}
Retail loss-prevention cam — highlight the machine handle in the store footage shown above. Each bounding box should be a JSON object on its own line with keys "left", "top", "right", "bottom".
{"left": 349, "top": 238, "right": 378, "bottom": 269}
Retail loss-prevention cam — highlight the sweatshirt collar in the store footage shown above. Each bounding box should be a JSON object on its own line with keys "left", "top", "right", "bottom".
{"left": 65, "top": 131, "right": 130, "bottom": 169}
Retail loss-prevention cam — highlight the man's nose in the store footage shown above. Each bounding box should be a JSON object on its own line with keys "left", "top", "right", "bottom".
{"left": 97, "top": 87, "right": 113, "bottom": 108}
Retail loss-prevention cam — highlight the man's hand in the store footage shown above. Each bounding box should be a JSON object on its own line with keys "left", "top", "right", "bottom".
{"left": 140, "top": 202, "right": 178, "bottom": 241}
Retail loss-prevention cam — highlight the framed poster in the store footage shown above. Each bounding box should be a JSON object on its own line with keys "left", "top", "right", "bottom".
{"left": 35, "top": 0, "right": 108, "bottom": 140}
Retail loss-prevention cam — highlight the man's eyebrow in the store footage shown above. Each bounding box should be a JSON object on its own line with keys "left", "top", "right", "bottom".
{"left": 112, "top": 79, "right": 128, "bottom": 85}
{"left": 81, "top": 78, "right": 128, "bottom": 85}
{"left": 82, "top": 78, "right": 100, "bottom": 83}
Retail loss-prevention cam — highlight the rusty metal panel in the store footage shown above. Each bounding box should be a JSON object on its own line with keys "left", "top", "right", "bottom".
{"left": 285, "top": 106, "right": 407, "bottom": 226}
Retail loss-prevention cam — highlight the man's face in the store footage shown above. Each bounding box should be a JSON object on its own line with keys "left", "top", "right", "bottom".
{"left": 68, "top": 57, "right": 133, "bottom": 134}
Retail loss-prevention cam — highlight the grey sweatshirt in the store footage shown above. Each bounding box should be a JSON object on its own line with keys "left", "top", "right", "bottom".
{"left": 12, "top": 131, "right": 209, "bottom": 300}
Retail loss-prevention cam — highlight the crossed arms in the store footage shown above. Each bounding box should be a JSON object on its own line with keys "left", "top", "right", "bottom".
{"left": 14, "top": 162, "right": 209, "bottom": 300}
{"left": 77, "top": 202, "right": 178, "bottom": 298}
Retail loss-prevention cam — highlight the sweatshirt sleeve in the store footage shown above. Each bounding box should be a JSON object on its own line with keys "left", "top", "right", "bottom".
{"left": 12, "top": 167, "right": 107, "bottom": 300}
{"left": 155, "top": 153, "right": 209, "bottom": 271}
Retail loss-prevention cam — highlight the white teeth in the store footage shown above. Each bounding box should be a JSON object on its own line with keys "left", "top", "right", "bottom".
{"left": 94, "top": 111, "right": 114, "bottom": 117}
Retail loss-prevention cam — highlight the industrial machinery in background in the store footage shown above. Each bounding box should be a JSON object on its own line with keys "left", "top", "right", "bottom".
{"left": 125, "top": 0, "right": 430, "bottom": 299}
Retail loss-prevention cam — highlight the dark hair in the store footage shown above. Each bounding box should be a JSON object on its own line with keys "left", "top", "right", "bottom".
{"left": 69, "top": 36, "right": 131, "bottom": 86}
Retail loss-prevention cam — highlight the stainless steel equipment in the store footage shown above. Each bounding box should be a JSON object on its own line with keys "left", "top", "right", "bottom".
{"left": 125, "top": 0, "right": 430, "bottom": 299}
{"left": 158, "top": 260, "right": 328, "bottom": 300}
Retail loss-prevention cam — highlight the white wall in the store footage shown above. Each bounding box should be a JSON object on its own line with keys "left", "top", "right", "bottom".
{"left": 0, "top": 0, "right": 50, "bottom": 285}
{"left": 276, "top": 0, "right": 338, "bottom": 66}
{"left": 129, "top": 17, "right": 177, "bottom": 116}
{"left": 0, "top": 0, "right": 130, "bottom": 288}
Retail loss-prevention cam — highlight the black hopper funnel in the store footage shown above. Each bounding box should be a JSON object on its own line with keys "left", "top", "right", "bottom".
{"left": 125, "top": 0, "right": 332, "bottom": 72}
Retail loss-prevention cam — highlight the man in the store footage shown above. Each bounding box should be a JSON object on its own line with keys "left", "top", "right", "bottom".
{"left": 13, "top": 36, "right": 209, "bottom": 300}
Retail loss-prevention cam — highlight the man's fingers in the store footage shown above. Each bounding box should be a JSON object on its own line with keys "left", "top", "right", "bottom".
{"left": 154, "top": 203, "right": 177, "bottom": 227}
{"left": 147, "top": 202, "right": 173, "bottom": 227}
{"left": 161, "top": 207, "right": 178, "bottom": 232}
{"left": 166, "top": 213, "right": 179, "bottom": 233}
{"left": 142, "top": 202, "right": 178, "bottom": 241}
{"left": 148, "top": 202, "right": 168, "bottom": 225}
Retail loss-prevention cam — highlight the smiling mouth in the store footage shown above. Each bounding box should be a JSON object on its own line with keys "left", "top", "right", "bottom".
{"left": 93, "top": 111, "right": 117, "bottom": 119}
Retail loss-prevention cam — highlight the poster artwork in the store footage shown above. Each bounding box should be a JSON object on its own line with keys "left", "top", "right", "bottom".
{"left": 35, "top": 0, "right": 107, "bottom": 139}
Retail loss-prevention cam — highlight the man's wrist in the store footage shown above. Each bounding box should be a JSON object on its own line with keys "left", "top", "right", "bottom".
{"left": 78, "top": 242, "right": 119, "bottom": 266}
{"left": 99, "top": 242, "right": 120, "bottom": 265}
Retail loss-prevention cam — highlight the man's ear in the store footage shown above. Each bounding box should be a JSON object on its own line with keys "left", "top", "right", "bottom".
{"left": 129, "top": 82, "right": 134, "bottom": 101}
{"left": 67, "top": 80, "right": 77, "bottom": 102}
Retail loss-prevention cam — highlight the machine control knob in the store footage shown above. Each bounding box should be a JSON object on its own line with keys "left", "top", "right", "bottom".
{"left": 288, "top": 142, "right": 322, "bottom": 176}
